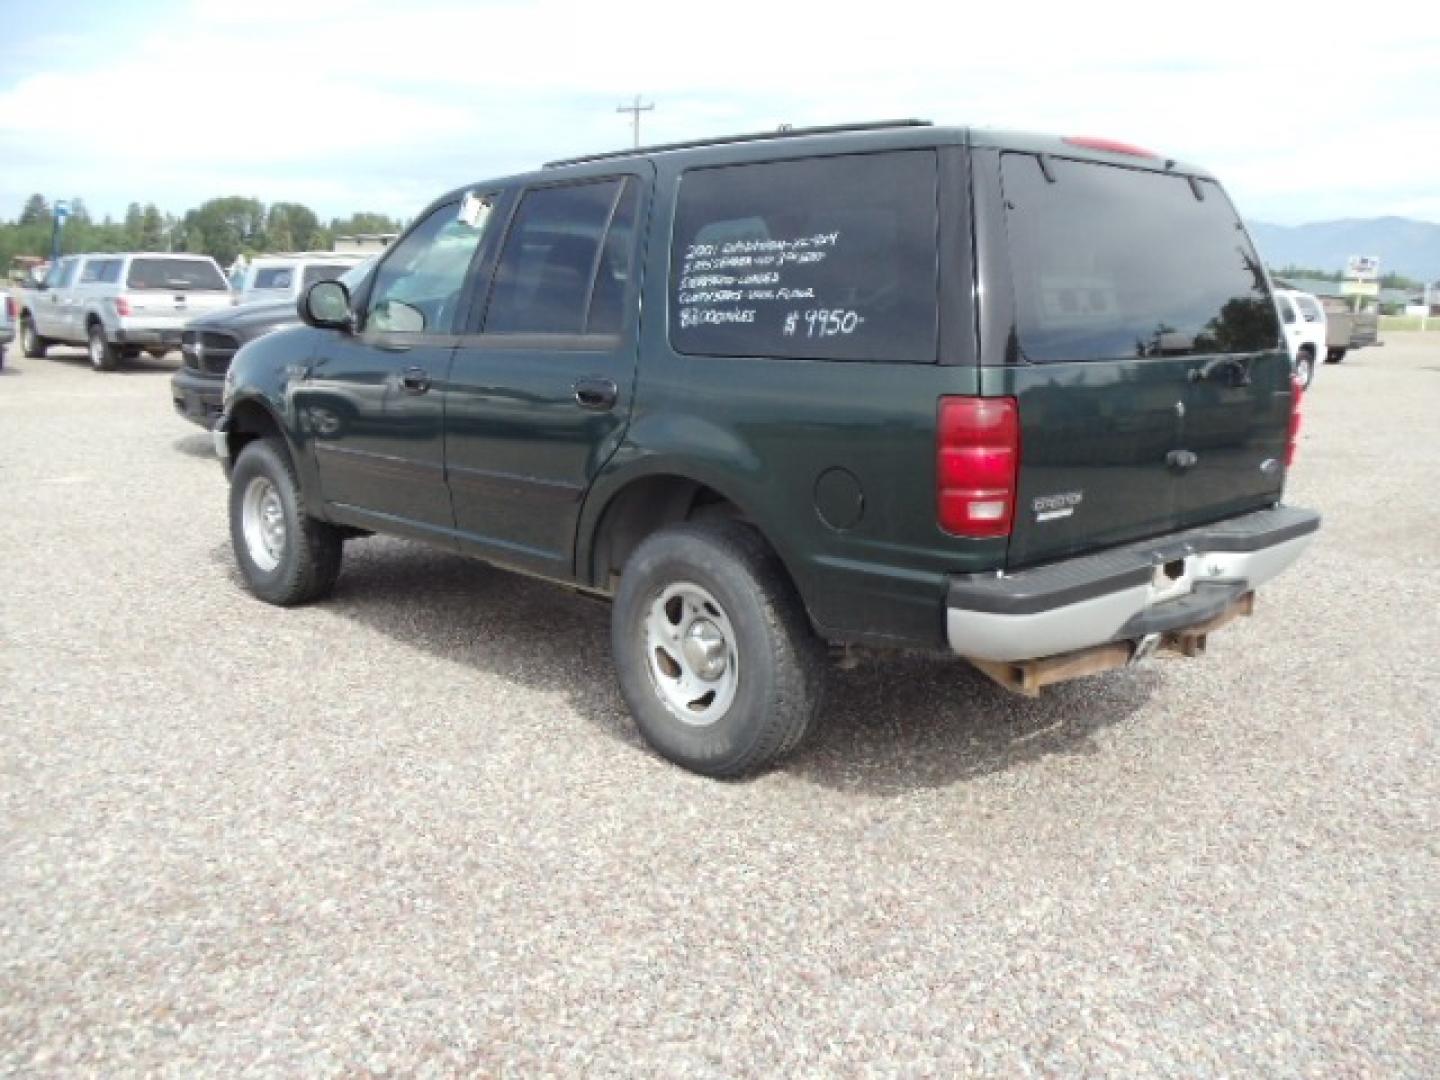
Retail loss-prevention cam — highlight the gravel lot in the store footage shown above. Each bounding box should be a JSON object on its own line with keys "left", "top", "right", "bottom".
{"left": 1, "top": 337, "right": 1436, "bottom": 1076}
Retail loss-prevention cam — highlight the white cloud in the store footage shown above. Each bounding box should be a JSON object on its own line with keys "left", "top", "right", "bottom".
{"left": 1, "top": 0, "right": 1437, "bottom": 223}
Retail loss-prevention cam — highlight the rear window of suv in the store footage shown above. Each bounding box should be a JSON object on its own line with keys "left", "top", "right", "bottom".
{"left": 670, "top": 151, "right": 938, "bottom": 363}
{"left": 127, "top": 258, "right": 228, "bottom": 291}
{"left": 1000, "top": 155, "right": 1279, "bottom": 362}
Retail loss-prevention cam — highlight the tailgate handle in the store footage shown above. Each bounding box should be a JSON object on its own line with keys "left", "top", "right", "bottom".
{"left": 1165, "top": 449, "right": 1199, "bottom": 471}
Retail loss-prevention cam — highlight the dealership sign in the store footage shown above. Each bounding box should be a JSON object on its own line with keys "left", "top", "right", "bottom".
{"left": 1346, "top": 254, "right": 1380, "bottom": 281}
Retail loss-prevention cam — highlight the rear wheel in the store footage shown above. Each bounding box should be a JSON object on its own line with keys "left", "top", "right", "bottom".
{"left": 19, "top": 316, "right": 48, "bottom": 358}
{"left": 87, "top": 321, "right": 118, "bottom": 372}
{"left": 228, "top": 437, "right": 343, "bottom": 605}
{"left": 1294, "top": 347, "right": 1316, "bottom": 390}
{"left": 611, "top": 520, "right": 825, "bottom": 777}
{"left": 1325, "top": 347, "right": 1346, "bottom": 364}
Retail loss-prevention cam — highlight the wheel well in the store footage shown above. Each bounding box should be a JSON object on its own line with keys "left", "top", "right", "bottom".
{"left": 589, "top": 476, "right": 748, "bottom": 588}
{"left": 226, "top": 399, "right": 284, "bottom": 463}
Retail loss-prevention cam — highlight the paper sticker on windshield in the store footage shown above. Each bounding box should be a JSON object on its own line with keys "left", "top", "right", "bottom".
{"left": 458, "top": 191, "right": 492, "bottom": 229}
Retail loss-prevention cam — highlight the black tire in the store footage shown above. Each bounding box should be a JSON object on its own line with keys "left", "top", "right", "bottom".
{"left": 19, "top": 315, "right": 47, "bottom": 358}
{"left": 611, "top": 520, "right": 825, "bottom": 777}
{"left": 87, "top": 321, "right": 118, "bottom": 372}
{"left": 228, "top": 437, "right": 343, "bottom": 606}
{"left": 1294, "top": 347, "right": 1315, "bottom": 391}
{"left": 1325, "top": 347, "right": 1346, "bottom": 364}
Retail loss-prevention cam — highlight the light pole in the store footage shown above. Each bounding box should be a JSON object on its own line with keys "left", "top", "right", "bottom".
{"left": 51, "top": 199, "right": 70, "bottom": 264}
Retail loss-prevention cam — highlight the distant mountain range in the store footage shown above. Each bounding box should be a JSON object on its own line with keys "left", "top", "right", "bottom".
{"left": 1246, "top": 217, "right": 1440, "bottom": 283}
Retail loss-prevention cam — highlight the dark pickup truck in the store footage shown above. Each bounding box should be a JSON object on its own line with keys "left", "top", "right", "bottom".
{"left": 213, "top": 120, "right": 1318, "bottom": 777}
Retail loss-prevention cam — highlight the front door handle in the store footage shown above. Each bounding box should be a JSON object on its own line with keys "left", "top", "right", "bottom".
{"left": 400, "top": 367, "right": 431, "bottom": 394}
{"left": 573, "top": 377, "right": 618, "bottom": 411}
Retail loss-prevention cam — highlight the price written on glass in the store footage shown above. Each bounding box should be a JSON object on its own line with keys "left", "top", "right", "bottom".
{"left": 782, "top": 309, "right": 866, "bottom": 338}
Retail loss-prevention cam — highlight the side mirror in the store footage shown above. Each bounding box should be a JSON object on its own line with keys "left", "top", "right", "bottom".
{"left": 300, "top": 280, "right": 353, "bottom": 331}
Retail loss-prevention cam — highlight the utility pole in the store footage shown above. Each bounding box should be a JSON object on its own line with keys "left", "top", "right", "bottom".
{"left": 616, "top": 95, "right": 654, "bottom": 148}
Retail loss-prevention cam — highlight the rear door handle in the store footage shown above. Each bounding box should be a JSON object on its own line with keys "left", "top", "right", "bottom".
{"left": 400, "top": 367, "right": 431, "bottom": 394}
{"left": 573, "top": 377, "right": 618, "bottom": 411}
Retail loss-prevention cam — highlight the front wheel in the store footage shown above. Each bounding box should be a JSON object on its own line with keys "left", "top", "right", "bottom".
{"left": 87, "top": 322, "right": 118, "bottom": 371}
{"left": 611, "top": 521, "right": 825, "bottom": 777}
{"left": 228, "top": 437, "right": 343, "bottom": 605}
{"left": 1325, "top": 347, "right": 1346, "bottom": 364}
{"left": 20, "top": 316, "right": 48, "bottom": 358}
{"left": 1294, "top": 348, "right": 1316, "bottom": 391}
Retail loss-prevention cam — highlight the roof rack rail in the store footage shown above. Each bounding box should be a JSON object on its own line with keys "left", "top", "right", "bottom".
{"left": 543, "top": 119, "right": 933, "bottom": 169}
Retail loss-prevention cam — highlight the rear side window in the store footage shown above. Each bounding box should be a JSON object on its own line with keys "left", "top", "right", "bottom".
{"left": 484, "top": 178, "right": 634, "bottom": 335}
{"left": 127, "top": 258, "right": 228, "bottom": 291}
{"left": 1000, "top": 155, "right": 1279, "bottom": 361}
{"left": 1294, "top": 295, "right": 1323, "bottom": 322}
{"left": 670, "top": 151, "right": 938, "bottom": 363}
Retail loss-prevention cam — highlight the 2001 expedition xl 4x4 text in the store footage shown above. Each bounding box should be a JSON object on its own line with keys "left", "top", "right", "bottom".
{"left": 213, "top": 120, "right": 1319, "bottom": 777}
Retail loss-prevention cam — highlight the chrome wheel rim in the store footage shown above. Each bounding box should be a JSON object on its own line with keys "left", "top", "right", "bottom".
{"left": 1297, "top": 355, "right": 1312, "bottom": 388}
{"left": 241, "top": 476, "right": 287, "bottom": 572}
{"left": 88, "top": 330, "right": 104, "bottom": 368}
{"left": 642, "top": 581, "right": 739, "bottom": 726}
{"left": 22, "top": 321, "right": 34, "bottom": 353}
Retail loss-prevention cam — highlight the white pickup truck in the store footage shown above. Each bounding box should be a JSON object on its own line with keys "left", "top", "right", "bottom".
{"left": 14, "top": 252, "right": 232, "bottom": 371}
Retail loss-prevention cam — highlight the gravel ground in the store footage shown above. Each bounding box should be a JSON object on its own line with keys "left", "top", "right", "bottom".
{"left": 1, "top": 338, "right": 1437, "bottom": 1076}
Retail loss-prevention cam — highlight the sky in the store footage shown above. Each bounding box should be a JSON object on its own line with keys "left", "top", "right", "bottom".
{"left": 2, "top": 0, "right": 1437, "bottom": 227}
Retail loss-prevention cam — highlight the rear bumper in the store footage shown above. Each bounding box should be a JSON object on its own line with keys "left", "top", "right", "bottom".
{"left": 171, "top": 368, "right": 224, "bottom": 429}
{"left": 946, "top": 506, "right": 1320, "bottom": 662}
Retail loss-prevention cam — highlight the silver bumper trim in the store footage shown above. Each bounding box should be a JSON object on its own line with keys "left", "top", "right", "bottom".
{"left": 947, "top": 532, "right": 1316, "bottom": 662}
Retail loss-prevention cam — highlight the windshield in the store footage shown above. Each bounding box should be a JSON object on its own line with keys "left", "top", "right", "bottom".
{"left": 127, "top": 258, "right": 227, "bottom": 291}
{"left": 1000, "top": 155, "right": 1281, "bottom": 361}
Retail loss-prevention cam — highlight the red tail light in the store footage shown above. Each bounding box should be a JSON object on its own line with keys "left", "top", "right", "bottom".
{"left": 1285, "top": 376, "right": 1303, "bottom": 468}
{"left": 113, "top": 297, "right": 132, "bottom": 317}
{"left": 1063, "top": 135, "right": 1159, "bottom": 159}
{"left": 937, "top": 396, "right": 1019, "bottom": 538}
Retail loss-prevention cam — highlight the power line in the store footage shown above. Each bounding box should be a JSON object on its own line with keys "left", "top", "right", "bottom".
{"left": 616, "top": 95, "right": 654, "bottom": 149}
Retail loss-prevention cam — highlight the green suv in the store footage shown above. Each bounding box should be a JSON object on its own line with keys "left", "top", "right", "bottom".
{"left": 214, "top": 120, "right": 1318, "bottom": 777}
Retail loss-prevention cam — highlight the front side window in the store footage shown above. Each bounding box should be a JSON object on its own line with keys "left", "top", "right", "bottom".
{"left": 303, "top": 264, "right": 350, "bottom": 289}
{"left": 670, "top": 151, "right": 939, "bottom": 363}
{"left": 252, "top": 267, "right": 295, "bottom": 290}
{"left": 366, "top": 199, "right": 491, "bottom": 334}
{"left": 1294, "top": 295, "right": 1323, "bottom": 323}
{"left": 484, "top": 179, "right": 632, "bottom": 335}
{"left": 80, "top": 259, "right": 118, "bottom": 284}
{"left": 1001, "top": 155, "right": 1280, "bottom": 361}
{"left": 47, "top": 259, "right": 78, "bottom": 288}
